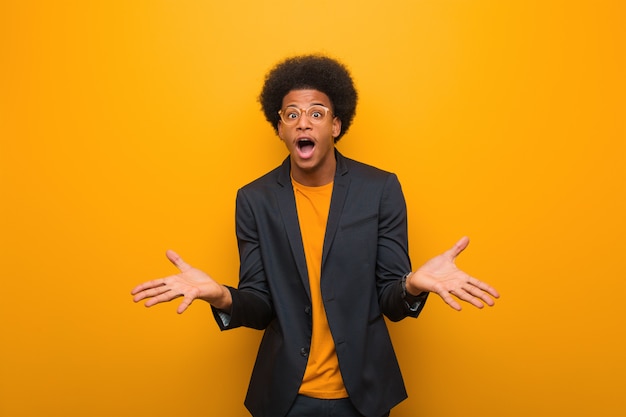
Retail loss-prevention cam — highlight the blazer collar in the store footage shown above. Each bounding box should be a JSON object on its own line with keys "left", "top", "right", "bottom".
{"left": 276, "top": 149, "right": 349, "bottom": 187}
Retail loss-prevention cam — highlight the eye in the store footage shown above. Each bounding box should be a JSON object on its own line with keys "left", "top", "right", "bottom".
{"left": 285, "top": 110, "right": 299, "bottom": 119}
{"left": 308, "top": 106, "right": 326, "bottom": 120}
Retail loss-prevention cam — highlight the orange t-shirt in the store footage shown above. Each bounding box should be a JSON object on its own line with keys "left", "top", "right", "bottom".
{"left": 292, "top": 178, "right": 348, "bottom": 399}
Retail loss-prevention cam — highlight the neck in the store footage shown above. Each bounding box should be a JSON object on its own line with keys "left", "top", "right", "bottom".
{"left": 290, "top": 158, "right": 336, "bottom": 187}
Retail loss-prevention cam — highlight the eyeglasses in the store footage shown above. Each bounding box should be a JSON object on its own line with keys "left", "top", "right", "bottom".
{"left": 278, "top": 105, "right": 333, "bottom": 125}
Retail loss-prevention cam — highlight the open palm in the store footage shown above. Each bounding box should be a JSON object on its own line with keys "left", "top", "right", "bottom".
{"left": 408, "top": 237, "right": 500, "bottom": 310}
{"left": 131, "top": 250, "right": 229, "bottom": 314}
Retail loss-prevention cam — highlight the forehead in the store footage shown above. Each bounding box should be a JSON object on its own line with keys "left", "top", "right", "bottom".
{"left": 282, "top": 89, "right": 332, "bottom": 108}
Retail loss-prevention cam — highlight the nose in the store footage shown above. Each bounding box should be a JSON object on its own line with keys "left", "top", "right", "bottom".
{"left": 295, "top": 112, "right": 312, "bottom": 129}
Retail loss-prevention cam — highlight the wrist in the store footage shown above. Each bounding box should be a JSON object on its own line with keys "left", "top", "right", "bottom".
{"left": 203, "top": 285, "right": 233, "bottom": 311}
{"left": 403, "top": 272, "right": 423, "bottom": 296}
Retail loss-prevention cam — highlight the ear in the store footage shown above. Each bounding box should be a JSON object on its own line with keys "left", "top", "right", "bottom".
{"left": 332, "top": 117, "right": 342, "bottom": 139}
{"left": 277, "top": 121, "right": 284, "bottom": 141}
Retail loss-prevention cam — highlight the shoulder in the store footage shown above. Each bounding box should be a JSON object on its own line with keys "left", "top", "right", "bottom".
{"left": 241, "top": 166, "right": 280, "bottom": 190}
{"left": 338, "top": 153, "right": 400, "bottom": 185}
{"left": 238, "top": 157, "right": 288, "bottom": 195}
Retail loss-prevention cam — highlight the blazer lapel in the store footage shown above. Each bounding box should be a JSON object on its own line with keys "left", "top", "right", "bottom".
{"left": 275, "top": 151, "right": 351, "bottom": 299}
{"left": 275, "top": 156, "right": 311, "bottom": 299}
{"left": 322, "top": 151, "right": 350, "bottom": 268}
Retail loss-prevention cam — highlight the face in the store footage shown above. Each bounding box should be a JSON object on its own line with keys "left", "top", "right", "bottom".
{"left": 277, "top": 89, "right": 342, "bottom": 186}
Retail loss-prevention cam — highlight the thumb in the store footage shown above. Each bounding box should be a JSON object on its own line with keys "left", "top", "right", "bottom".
{"left": 166, "top": 250, "right": 193, "bottom": 273}
{"left": 446, "top": 236, "right": 470, "bottom": 259}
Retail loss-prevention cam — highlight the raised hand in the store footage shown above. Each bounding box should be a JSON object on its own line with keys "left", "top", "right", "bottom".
{"left": 406, "top": 237, "right": 500, "bottom": 311}
{"left": 131, "top": 250, "right": 231, "bottom": 314}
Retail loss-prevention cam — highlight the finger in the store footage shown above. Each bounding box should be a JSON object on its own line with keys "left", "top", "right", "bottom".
{"left": 461, "top": 285, "right": 495, "bottom": 307}
{"left": 143, "top": 289, "right": 184, "bottom": 308}
{"left": 166, "top": 250, "right": 193, "bottom": 273}
{"left": 130, "top": 278, "right": 167, "bottom": 297}
{"left": 438, "top": 291, "right": 463, "bottom": 311}
{"left": 467, "top": 277, "right": 500, "bottom": 299}
{"left": 132, "top": 281, "right": 170, "bottom": 303}
{"left": 176, "top": 295, "right": 195, "bottom": 314}
{"left": 450, "top": 287, "right": 487, "bottom": 309}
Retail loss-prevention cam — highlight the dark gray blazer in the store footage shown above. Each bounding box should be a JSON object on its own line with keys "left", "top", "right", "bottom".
{"left": 213, "top": 150, "right": 427, "bottom": 417}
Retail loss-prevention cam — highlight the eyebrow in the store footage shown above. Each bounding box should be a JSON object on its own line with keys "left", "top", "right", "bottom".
{"left": 284, "top": 103, "right": 327, "bottom": 108}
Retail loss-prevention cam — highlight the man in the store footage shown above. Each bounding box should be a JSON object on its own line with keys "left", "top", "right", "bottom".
{"left": 131, "top": 55, "right": 499, "bottom": 417}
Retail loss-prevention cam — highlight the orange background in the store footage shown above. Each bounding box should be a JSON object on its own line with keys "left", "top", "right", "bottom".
{"left": 1, "top": 1, "right": 624, "bottom": 416}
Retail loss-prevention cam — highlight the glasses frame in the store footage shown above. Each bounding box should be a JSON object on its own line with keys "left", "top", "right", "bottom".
{"left": 278, "top": 105, "right": 333, "bottom": 125}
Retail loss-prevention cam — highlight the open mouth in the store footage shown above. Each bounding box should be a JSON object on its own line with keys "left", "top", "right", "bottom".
{"left": 296, "top": 139, "right": 315, "bottom": 158}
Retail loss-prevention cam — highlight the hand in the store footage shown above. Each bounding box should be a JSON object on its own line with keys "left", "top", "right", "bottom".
{"left": 131, "top": 250, "right": 231, "bottom": 314}
{"left": 406, "top": 237, "right": 500, "bottom": 311}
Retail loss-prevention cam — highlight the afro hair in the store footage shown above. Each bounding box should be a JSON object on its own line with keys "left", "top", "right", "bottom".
{"left": 259, "top": 54, "right": 358, "bottom": 142}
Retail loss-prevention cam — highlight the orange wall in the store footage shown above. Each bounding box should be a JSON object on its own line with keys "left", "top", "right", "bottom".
{"left": 1, "top": 1, "right": 624, "bottom": 416}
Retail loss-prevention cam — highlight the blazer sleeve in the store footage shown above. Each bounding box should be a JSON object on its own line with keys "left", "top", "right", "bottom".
{"left": 375, "top": 174, "right": 428, "bottom": 322}
{"left": 211, "top": 188, "right": 275, "bottom": 331}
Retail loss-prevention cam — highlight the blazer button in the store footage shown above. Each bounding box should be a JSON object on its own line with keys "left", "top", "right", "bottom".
{"left": 304, "top": 306, "right": 311, "bottom": 315}
{"left": 300, "top": 347, "right": 309, "bottom": 357}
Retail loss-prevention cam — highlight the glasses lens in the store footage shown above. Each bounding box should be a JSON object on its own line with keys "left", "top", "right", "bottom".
{"left": 306, "top": 106, "right": 328, "bottom": 123}
{"left": 281, "top": 108, "right": 301, "bottom": 124}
